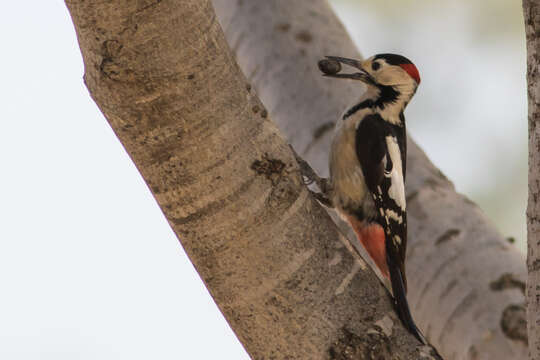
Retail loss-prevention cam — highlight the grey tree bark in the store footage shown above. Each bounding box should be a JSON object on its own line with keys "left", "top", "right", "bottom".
{"left": 524, "top": 1, "right": 540, "bottom": 359}
{"left": 212, "top": 1, "right": 528, "bottom": 359}
{"left": 65, "top": 0, "right": 440, "bottom": 358}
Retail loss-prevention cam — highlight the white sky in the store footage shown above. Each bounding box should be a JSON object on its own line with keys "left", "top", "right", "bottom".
{"left": 0, "top": 1, "right": 248, "bottom": 359}
{"left": 0, "top": 1, "right": 526, "bottom": 359}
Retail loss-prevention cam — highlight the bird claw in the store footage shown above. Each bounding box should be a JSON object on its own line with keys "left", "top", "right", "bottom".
{"left": 289, "top": 144, "right": 333, "bottom": 208}
{"left": 310, "top": 190, "right": 333, "bottom": 208}
{"left": 302, "top": 176, "right": 315, "bottom": 186}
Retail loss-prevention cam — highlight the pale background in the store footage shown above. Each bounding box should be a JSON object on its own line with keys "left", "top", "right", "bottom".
{"left": 0, "top": 1, "right": 525, "bottom": 358}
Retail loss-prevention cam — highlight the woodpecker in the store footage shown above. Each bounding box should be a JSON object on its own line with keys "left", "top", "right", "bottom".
{"left": 321, "top": 54, "right": 424, "bottom": 342}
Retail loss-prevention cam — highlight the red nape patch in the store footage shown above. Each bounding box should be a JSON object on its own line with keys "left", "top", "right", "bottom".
{"left": 400, "top": 63, "right": 421, "bottom": 84}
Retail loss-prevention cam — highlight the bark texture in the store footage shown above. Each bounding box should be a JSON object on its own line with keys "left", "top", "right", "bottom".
{"left": 525, "top": 1, "right": 540, "bottom": 358}
{"left": 65, "top": 0, "right": 440, "bottom": 358}
{"left": 212, "top": 1, "right": 528, "bottom": 359}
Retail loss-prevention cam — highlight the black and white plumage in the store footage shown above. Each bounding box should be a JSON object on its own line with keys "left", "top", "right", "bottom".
{"left": 323, "top": 54, "right": 424, "bottom": 342}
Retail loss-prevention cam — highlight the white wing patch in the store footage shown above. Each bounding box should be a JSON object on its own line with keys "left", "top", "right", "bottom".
{"left": 385, "top": 136, "right": 406, "bottom": 211}
{"left": 385, "top": 209, "right": 403, "bottom": 224}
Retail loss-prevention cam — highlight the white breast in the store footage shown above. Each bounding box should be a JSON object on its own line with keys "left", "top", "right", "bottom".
{"left": 329, "top": 109, "right": 372, "bottom": 212}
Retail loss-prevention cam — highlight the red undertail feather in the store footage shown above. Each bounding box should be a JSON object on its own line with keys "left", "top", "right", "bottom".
{"left": 346, "top": 215, "right": 389, "bottom": 278}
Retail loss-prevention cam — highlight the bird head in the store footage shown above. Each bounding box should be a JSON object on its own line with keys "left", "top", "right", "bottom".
{"left": 320, "top": 54, "right": 420, "bottom": 116}
{"left": 321, "top": 54, "right": 420, "bottom": 88}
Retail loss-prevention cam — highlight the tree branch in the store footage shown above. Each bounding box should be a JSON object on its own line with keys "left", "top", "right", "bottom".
{"left": 524, "top": 0, "right": 540, "bottom": 358}
{"left": 212, "top": 1, "right": 528, "bottom": 359}
{"left": 65, "top": 0, "right": 440, "bottom": 358}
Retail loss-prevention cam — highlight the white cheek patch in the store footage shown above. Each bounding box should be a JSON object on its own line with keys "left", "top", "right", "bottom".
{"left": 385, "top": 136, "right": 406, "bottom": 210}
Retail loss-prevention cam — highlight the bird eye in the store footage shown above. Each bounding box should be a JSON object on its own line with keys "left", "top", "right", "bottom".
{"left": 372, "top": 61, "right": 381, "bottom": 71}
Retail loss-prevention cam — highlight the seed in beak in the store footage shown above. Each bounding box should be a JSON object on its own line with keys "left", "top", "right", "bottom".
{"left": 318, "top": 58, "right": 342, "bottom": 75}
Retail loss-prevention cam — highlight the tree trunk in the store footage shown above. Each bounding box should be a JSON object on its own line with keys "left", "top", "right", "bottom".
{"left": 212, "top": 1, "right": 528, "bottom": 359}
{"left": 64, "top": 0, "right": 440, "bottom": 358}
{"left": 524, "top": 1, "right": 540, "bottom": 359}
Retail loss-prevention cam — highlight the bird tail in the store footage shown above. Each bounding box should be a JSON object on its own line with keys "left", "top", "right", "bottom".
{"left": 387, "top": 253, "right": 426, "bottom": 344}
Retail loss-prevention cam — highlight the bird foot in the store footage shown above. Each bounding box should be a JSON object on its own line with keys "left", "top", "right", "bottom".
{"left": 290, "top": 145, "right": 333, "bottom": 208}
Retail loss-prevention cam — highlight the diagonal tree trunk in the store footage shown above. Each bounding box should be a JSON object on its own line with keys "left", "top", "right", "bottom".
{"left": 524, "top": 1, "right": 540, "bottom": 359}
{"left": 212, "top": 1, "right": 528, "bottom": 359}
{"left": 65, "top": 0, "right": 440, "bottom": 358}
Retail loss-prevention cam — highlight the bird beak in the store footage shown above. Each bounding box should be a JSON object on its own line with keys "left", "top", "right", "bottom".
{"left": 323, "top": 56, "right": 374, "bottom": 84}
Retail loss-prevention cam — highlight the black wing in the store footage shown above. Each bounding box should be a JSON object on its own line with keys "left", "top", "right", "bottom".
{"left": 356, "top": 114, "right": 424, "bottom": 343}
{"left": 355, "top": 114, "right": 407, "bottom": 284}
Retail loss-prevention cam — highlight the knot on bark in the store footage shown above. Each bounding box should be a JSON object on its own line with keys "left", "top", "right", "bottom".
{"left": 99, "top": 39, "right": 134, "bottom": 81}
{"left": 435, "top": 228, "right": 460, "bottom": 245}
{"left": 501, "top": 304, "right": 527, "bottom": 344}
{"left": 250, "top": 153, "right": 286, "bottom": 184}
{"left": 489, "top": 273, "right": 525, "bottom": 295}
{"left": 328, "top": 327, "right": 395, "bottom": 360}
